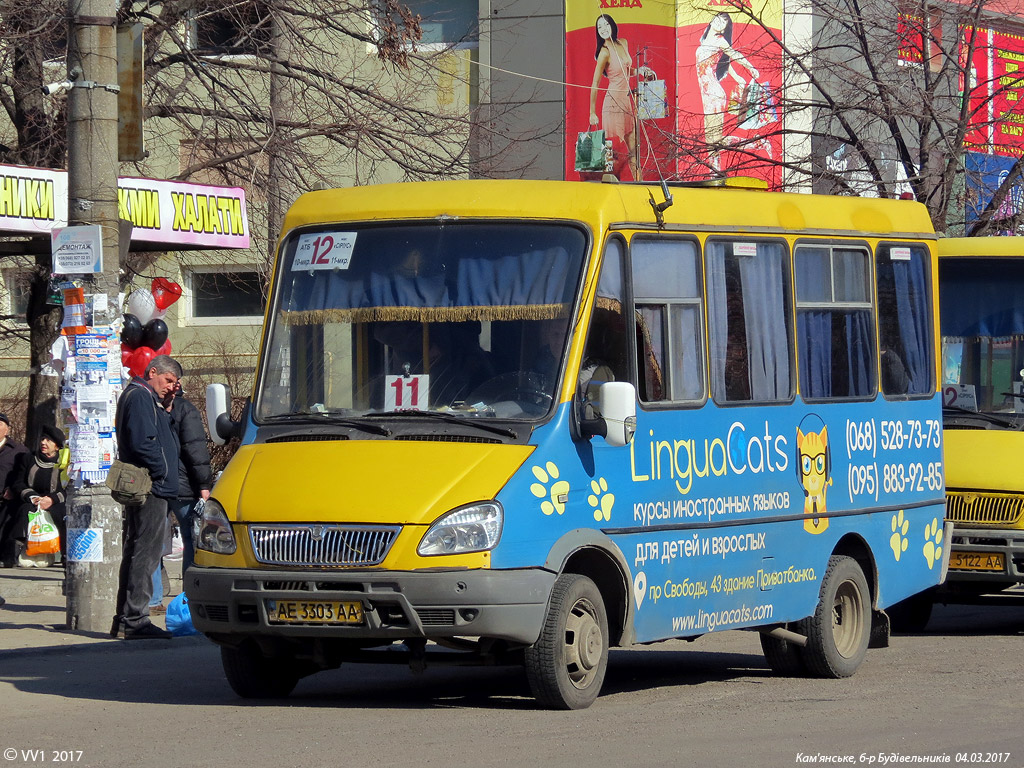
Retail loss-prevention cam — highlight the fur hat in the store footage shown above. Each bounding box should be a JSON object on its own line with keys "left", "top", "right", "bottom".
{"left": 40, "top": 424, "right": 65, "bottom": 449}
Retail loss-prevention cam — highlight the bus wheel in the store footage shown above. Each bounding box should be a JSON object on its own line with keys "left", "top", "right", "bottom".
{"left": 803, "top": 555, "right": 870, "bottom": 678}
{"left": 759, "top": 626, "right": 807, "bottom": 675}
{"left": 221, "top": 642, "right": 302, "bottom": 699}
{"left": 525, "top": 573, "right": 609, "bottom": 710}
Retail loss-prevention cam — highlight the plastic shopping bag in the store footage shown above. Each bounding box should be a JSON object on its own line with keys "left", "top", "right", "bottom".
{"left": 575, "top": 130, "right": 608, "bottom": 172}
{"left": 738, "top": 81, "right": 778, "bottom": 131}
{"left": 26, "top": 505, "right": 60, "bottom": 557}
{"left": 166, "top": 592, "right": 199, "bottom": 637}
{"left": 166, "top": 526, "right": 184, "bottom": 562}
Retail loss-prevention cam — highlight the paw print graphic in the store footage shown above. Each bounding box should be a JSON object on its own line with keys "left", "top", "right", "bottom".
{"left": 530, "top": 461, "right": 570, "bottom": 516}
{"left": 890, "top": 510, "right": 909, "bottom": 561}
{"left": 923, "top": 517, "right": 943, "bottom": 569}
{"left": 588, "top": 477, "right": 615, "bottom": 522}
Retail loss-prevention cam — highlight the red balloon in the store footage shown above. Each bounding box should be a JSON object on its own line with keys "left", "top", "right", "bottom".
{"left": 120, "top": 343, "right": 134, "bottom": 367}
{"left": 155, "top": 339, "right": 172, "bottom": 356}
{"left": 151, "top": 277, "right": 182, "bottom": 311}
{"left": 129, "top": 346, "right": 156, "bottom": 378}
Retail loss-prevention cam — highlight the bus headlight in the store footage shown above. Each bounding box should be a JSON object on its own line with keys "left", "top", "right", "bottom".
{"left": 195, "top": 498, "right": 237, "bottom": 555}
{"left": 418, "top": 502, "right": 503, "bottom": 556}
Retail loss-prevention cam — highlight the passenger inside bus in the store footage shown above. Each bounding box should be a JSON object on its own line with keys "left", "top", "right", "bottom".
{"left": 881, "top": 345, "right": 910, "bottom": 395}
{"left": 373, "top": 320, "right": 494, "bottom": 405}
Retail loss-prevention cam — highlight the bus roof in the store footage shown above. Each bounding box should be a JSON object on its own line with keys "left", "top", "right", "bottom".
{"left": 282, "top": 180, "right": 936, "bottom": 240}
{"left": 938, "top": 236, "right": 1024, "bottom": 259}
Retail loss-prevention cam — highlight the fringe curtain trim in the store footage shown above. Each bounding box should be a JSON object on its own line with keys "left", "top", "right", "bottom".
{"left": 281, "top": 304, "right": 571, "bottom": 326}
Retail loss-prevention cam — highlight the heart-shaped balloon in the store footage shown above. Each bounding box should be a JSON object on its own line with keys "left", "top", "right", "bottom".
{"left": 151, "top": 277, "right": 183, "bottom": 311}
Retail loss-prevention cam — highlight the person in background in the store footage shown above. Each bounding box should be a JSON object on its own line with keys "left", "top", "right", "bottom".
{"left": 149, "top": 379, "right": 212, "bottom": 606}
{"left": 10, "top": 424, "right": 68, "bottom": 568}
{"left": 166, "top": 382, "right": 213, "bottom": 575}
{"left": 111, "top": 355, "right": 181, "bottom": 640}
{"left": 0, "top": 413, "right": 28, "bottom": 567}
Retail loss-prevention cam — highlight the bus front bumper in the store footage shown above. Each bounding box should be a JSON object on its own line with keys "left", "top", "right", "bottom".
{"left": 943, "top": 526, "right": 1024, "bottom": 585}
{"left": 184, "top": 566, "right": 555, "bottom": 646}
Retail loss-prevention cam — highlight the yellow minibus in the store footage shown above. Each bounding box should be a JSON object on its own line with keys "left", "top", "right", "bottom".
{"left": 189, "top": 179, "right": 950, "bottom": 708}
{"left": 907, "top": 236, "right": 1024, "bottom": 629}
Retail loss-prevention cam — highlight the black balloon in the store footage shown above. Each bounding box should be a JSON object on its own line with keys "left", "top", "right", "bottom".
{"left": 141, "top": 318, "right": 169, "bottom": 351}
{"left": 121, "top": 313, "right": 144, "bottom": 349}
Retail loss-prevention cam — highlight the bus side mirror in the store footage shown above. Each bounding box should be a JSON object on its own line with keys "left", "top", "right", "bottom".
{"left": 206, "top": 382, "right": 244, "bottom": 445}
{"left": 579, "top": 381, "right": 636, "bottom": 447}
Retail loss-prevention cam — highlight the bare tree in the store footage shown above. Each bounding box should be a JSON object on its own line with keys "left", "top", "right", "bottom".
{"left": 652, "top": 0, "right": 1024, "bottom": 235}
{"left": 0, "top": 0, "right": 527, "bottom": 432}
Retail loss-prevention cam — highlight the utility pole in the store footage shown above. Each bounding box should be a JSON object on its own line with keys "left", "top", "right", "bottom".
{"left": 64, "top": 0, "right": 123, "bottom": 632}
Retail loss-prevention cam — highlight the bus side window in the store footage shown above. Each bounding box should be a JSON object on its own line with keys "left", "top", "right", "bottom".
{"left": 707, "top": 239, "right": 793, "bottom": 404}
{"left": 876, "top": 244, "right": 934, "bottom": 396}
{"left": 631, "top": 237, "right": 705, "bottom": 403}
{"left": 582, "top": 238, "right": 629, "bottom": 396}
{"left": 795, "top": 244, "right": 875, "bottom": 400}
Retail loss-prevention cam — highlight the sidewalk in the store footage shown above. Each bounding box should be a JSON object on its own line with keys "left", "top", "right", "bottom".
{"left": 0, "top": 562, "right": 191, "bottom": 655}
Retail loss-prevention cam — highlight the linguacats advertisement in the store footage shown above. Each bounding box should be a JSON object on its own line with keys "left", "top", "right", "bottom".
{"left": 565, "top": 0, "right": 783, "bottom": 186}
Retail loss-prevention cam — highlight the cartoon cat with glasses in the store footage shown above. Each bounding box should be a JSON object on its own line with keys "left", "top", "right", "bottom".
{"left": 796, "top": 417, "right": 832, "bottom": 534}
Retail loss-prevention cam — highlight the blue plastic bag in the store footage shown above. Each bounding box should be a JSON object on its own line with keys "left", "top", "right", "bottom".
{"left": 166, "top": 592, "right": 199, "bottom": 637}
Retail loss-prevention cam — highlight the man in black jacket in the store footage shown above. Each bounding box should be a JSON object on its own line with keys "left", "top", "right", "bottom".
{"left": 165, "top": 386, "right": 213, "bottom": 575}
{"left": 111, "top": 355, "right": 181, "bottom": 640}
{"left": 0, "top": 413, "right": 29, "bottom": 567}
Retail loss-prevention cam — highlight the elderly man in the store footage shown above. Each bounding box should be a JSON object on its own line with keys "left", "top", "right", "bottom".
{"left": 0, "top": 412, "right": 28, "bottom": 567}
{"left": 110, "top": 355, "right": 181, "bottom": 640}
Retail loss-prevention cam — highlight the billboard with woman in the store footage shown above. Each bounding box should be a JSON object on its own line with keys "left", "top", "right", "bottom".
{"left": 676, "top": 4, "right": 783, "bottom": 185}
{"left": 566, "top": 1, "right": 783, "bottom": 186}
{"left": 565, "top": 2, "right": 676, "bottom": 181}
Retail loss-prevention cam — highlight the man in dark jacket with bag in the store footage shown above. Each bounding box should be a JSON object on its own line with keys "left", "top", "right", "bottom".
{"left": 164, "top": 385, "right": 213, "bottom": 574}
{"left": 111, "top": 355, "right": 181, "bottom": 640}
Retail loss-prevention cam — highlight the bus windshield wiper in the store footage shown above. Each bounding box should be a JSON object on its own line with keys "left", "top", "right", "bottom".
{"left": 942, "top": 405, "right": 1021, "bottom": 430}
{"left": 363, "top": 410, "right": 518, "bottom": 439}
{"left": 262, "top": 412, "right": 392, "bottom": 436}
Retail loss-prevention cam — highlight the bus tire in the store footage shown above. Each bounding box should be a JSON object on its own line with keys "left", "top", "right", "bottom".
{"left": 759, "top": 626, "right": 808, "bottom": 676}
{"left": 221, "top": 642, "right": 301, "bottom": 699}
{"left": 803, "top": 555, "right": 871, "bottom": 678}
{"left": 525, "top": 573, "right": 609, "bottom": 710}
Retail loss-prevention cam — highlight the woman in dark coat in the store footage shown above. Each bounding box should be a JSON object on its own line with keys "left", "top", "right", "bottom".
{"left": 11, "top": 424, "right": 69, "bottom": 564}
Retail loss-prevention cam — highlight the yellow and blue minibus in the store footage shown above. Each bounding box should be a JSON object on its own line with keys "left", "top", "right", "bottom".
{"left": 190, "top": 179, "right": 950, "bottom": 709}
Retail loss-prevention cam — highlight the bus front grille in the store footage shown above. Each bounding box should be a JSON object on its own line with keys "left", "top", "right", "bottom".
{"left": 945, "top": 492, "right": 1024, "bottom": 526}
{"left": 249, "top": 524, "right": 401, "bottom": 567}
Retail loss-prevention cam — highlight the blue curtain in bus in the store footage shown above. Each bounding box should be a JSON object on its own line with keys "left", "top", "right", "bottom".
{"left": 845, "top": 311, "right": 873, "bottom": 395}
{"left": 939, "top": 260, "right": 1024, "bottom": 337}
{"left": 708, "top": 242, "right": 790, "bottom": 400}
{"left": 892, "top": 258, "right": 930, "bottom": 394}
{"left": 455, "top": 248, "right": 573, "bottom": 308}
{"left": 798, "top": 311, "right": 872, "bottom": 398}
{"left": 798, "top": 311, "right": 831, "bottom": 397}
{"left": 739, "top": 245, "right": 791, "bottom": 400}
{"left": 285, "top": 248, "right": 575, "bottom": 314}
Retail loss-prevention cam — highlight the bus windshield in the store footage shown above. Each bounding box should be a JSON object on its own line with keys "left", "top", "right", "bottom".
{"left": 940, "top": 256, "right": 1024, "bottom": 418}
{"left": 256, "top": 221, "right": 588, "bottom": 422}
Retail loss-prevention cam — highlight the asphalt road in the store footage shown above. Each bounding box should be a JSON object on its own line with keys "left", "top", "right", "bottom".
{"left": 0, "top": 600, "right": 1022, "bottom": 768}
